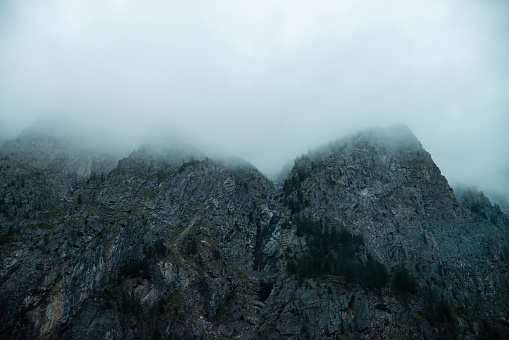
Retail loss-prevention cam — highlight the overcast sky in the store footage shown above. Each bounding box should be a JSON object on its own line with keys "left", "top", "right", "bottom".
{"left": 0, "top": 0, "right": 508, "bottom": 195}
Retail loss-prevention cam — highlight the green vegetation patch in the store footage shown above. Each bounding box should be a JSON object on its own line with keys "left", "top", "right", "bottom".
{"left": 178, "top": 159, "right": 201, "bottom": 174}
{"left": 287, "top": 215, "right": 388, "bottom": 290}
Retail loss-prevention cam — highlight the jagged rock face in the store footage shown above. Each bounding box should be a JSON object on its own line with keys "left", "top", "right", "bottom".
{"left": 0, "top": 125, "right": 508, "bottom": 339}
{"left": 2, "top": 129, "right": 117, "bottom": 181}
{"left": 455, "top": 186, "right": 509, "bottom": 229}
{"left": 0, "top": 134, "right": 282, "bottom": 339}
{"left": 272, "top": 125, "right": 509, "bottom": 337}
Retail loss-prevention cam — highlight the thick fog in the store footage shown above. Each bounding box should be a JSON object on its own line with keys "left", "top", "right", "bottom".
{"left": 0, "top": 0, "right": 508, "bottom": 197}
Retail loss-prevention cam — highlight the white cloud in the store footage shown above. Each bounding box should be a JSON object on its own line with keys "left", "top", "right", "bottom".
{"left": 0, "top": 0, "right": 508, "bottom": 194}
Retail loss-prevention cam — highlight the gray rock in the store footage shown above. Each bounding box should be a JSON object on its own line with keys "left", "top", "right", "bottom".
{"left": 0, "top": 125, "right": 507, "bottom": 339}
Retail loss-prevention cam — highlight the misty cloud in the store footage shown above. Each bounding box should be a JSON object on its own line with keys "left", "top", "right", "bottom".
{"left": 0, "top": 0, "right": 508, "bottom": 196}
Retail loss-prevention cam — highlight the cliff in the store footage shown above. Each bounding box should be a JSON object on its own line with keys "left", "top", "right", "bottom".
{"left": 0, "top": 125, "right": 507, "bottom": 339}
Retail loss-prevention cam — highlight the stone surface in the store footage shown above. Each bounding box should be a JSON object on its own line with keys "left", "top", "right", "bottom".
{"left": 0, "top": 124, "right": 507, "bottom": 339}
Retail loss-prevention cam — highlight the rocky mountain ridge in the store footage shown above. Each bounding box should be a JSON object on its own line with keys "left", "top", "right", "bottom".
{"left": 0, "top": 125, "right": 507, "bottom": 339}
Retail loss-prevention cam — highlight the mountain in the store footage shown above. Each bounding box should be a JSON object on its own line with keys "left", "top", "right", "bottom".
{"left": 0, "top": 125, "right": 507, "bottom": 339}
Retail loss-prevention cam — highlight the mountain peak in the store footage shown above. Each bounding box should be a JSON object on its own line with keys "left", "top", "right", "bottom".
{"left": 307, "top": 124, "right": 422, "bottom": 161}
{"left": 354, "top": 124, "right": 422, "bottom": 152}
{"left": 0, "top": 125, "right": 507, "bottom": 339}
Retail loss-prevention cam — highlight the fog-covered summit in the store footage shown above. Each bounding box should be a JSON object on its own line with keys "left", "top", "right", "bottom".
{"left": 311, "top": 124, "right": 422, "bottom": 156}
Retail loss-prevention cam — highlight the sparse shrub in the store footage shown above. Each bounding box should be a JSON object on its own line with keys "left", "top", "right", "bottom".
{"left": 364, "top": 255, "right": 389, "bottom": 289}
{"left": 423, "top": 286, "right": 455, "bottom": 330}
{"left": 186, "top": 237, "right": 198, "bottom": 255}
{"left": 213, "top": 248, "right": 221, "bottom": 260}
{"left": 144, "top": 240, "right": 167, "bottom": 259}
{"left": 153, "top": 240, "right": 167, "bottom": 257}
{"left": 392, "top": 266, "right": 418, "bottom": 295}
{"left": 118, "top": 258, "right": 151, "bottom": 280}
{"left": 121, "top": 290, "right": 142, "bottom": 316}
{"left": 178, "top": 159, "right": 200, "bottom": 174}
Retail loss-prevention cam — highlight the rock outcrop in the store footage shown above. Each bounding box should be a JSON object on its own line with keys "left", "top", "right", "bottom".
{"left": 0, "top": 124, "right": 507, "bottom": 339}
